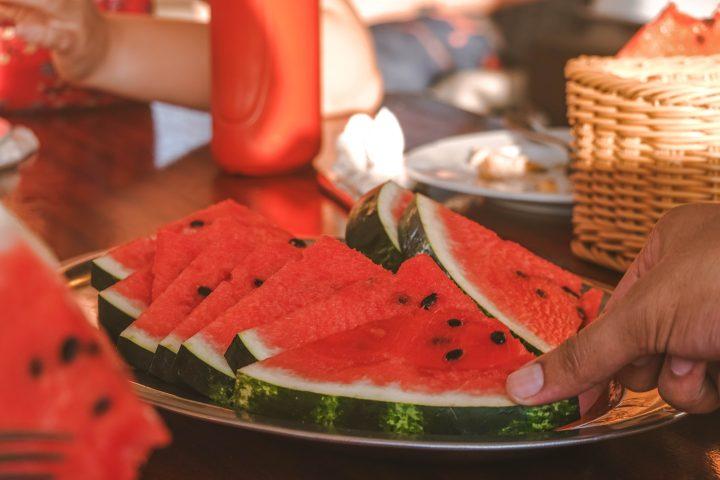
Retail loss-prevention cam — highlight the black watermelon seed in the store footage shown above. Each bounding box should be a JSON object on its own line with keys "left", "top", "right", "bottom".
{"left": 447, "top": 318, "right": 463, "bottom": 328}
{"left": 397, "top": 294, "right": 410, "bottom": 305}
{"left": 697, "top": 34, "right": 706, "bottom": 44}
{"left": 490, "top": 331, "right": 506, "bottom": 345}
{"left": 444, "top": 349, "right": 463, "bottom": 361}
{"left": 516, "top": 270, "right": 528, "bottom": 278}
{"left": 86, "top": 341, "right": 101, "bottom": 356}
{"left": 562, "top": 286, "right": 580, "bottom": 298}
{"left": 197, "top": 286, "right": 212, "bottom": 297}
{"left": 92, "top": 396, "right": 112, "bottom": 417}
{"left": 431, "top": 337, "right": 451, "bottom": 346}
{"left": 189, "top": 219, "right": 205, "bottom": 228}
{"left": 535, "top": 289, "right": 547, "bottom": 299}
{"left": 253, "top": 278, "right": 264, "bottom": 288}
{"left": 577, "top": 307, "right": 587, "bottom": 322}
{"left": 60, "top": 337, "right": 79, "bottom": 364}
{"left": 29, "top": 358, "right": 43, "bottom": 378}
{"left": 420, "top": 293, "right": 438, "bottom": 310}
{"left": 580, "top": 284, "right": 593, "bottom": 294}
{"left": 289, "top": 238, "right": 307, "bottom": 248}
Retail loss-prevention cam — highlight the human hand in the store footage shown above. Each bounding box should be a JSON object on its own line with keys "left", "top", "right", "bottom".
{"left": 0, "top": 0, "right": 109, "bottom": 83}
{"left": 506, "top": 203, "right": 720, "bottom": 413}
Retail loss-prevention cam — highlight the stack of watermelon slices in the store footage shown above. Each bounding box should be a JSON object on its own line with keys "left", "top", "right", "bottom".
{"left": 90, "top": 193, "right": 605, "bottom": 436}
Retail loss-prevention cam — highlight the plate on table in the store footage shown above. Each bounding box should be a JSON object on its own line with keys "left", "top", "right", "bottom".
{"left": 63, "top": 249, "right": 685, "bottom": 457}
{"left": 405, "top": 129, "right": 574, "bottom": 212}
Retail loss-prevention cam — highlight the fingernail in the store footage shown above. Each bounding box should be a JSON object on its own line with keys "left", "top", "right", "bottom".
{"left": 670, "top": 356, "right": 695, "bottom": 377}
{"left": 506, "top": 363, "right": 544, "bottom": 400}
{"left": 632, "top": 356, "right": 651, "bottom": 367}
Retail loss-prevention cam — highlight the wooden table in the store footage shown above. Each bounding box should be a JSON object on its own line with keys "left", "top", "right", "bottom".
{"left": 3, "top": 95, "right": 718, "bottom": 479}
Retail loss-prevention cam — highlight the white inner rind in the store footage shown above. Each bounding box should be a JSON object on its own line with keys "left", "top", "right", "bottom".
{"left": 120, "top": 324, "right": 159, "bottom": 354}
{"left": 237, "top": 329, "right": 279, "bottom": 362}
{"left": 100, "top": 289, "right": 146, "bottom": 319}
{"left": 183, "top": 334, "right": 235, "bottom": 378}
{"left": 377, "top": 181, "right": 404, "bottom": 250}
{"left": 241, "top": 364, "right": 516, "bottom": 407}
{"left": 93, "top": 255, "right": 133, "bottom": 281}
{"left": 160, "top": 333, "right": 183, "bottom": 354}
{"left": 416, "top": 195, "right": 553, "bottom": 353}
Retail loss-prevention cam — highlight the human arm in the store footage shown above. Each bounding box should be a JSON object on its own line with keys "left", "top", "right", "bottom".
{"left": 506, "top": 203, "right": 720, "bottom": 413}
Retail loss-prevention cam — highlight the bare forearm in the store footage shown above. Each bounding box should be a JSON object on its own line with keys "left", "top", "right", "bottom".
{"left": 81, "top": 14, "right": 210, "bottom": 110}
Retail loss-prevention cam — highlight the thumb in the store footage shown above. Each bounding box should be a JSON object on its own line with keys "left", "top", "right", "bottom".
{"left": 505, "top": 303, "right": 643, "bottom": 405}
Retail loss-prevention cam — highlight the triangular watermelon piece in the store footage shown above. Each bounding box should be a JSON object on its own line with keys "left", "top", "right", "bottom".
{"left": 0, "top": 211, "right": 169, "bottom": 479}
{"left": 150, "top": 240, "right": 303, "bottom": 383}
{"left": 618, "top": 4, "right": 720, "bottom": 57}
{"left": 400, "top": 195, "right": 603, "bottom": 353}
{"left": 232, "top": 254, "right": 477, "bottom": 365}
{"left": 117, "top": 216, "right": 293, "bottom": 372}
{"left": 175, "top": 237, "right": 385, "bottom": 400}
{"left": 234, "top": 307, "right": 579, "bottom": 436}
{"left": 98, "top": 266, "right": 153, "bottom": 341}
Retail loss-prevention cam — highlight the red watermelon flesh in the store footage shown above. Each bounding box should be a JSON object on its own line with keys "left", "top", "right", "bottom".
{"left": 158, "top": 241, "right": 302, "bottom": 357}
{"left": 618, "top": 4, "right": 720, "bottom": 57}
{"left": 178, "top": 237, "right": 385, "bottom": 387}
{"left": 118, "top": 217, "right": 293, "bottom": 371}
{"left": 236, "top": 254, "right": 477, "bottom": 362}
{"left": 0, "top": 238, "right": 169, "bottom": 479}
{"left": 241, "top": 307, "right": 533, "bottom": 404}
{"left": 92, "top": 199, "right": 269, "bottom": 288}
{"left": 150, "top": 215, "right": 290, "bottom": 300}
{"left": 408, "top": 195, "right": 603, "bottom": 352}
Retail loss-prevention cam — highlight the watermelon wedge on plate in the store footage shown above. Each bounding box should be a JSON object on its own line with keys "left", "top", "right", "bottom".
{"left": 176, "top": 237, "right": 385, "bottom": 400}
{"left": 346, "top": 181, "right": 414, "bottom": 271}
{"left": 98, "top": 266, "right": 153, "bottom": 341}
{"left": 117, "top": 216, "right": 292, "bottom": 373}
{"left": 150, "top": 240, "right": 303, "bottom": 383}
{"left": 0, "top": 207, "right": 169, "bottom": 479}
{"left": 230, "top": 254, "right": 477, "bottom": 367}
{"left": 400, "top": 194, "right": 603, "bottom": 353}
{"left": 234, "top": 307, "right": 579, "bottom": 436}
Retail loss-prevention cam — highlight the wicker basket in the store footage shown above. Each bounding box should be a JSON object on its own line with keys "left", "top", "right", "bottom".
{"left": 565, "top": 55, "right": 720, "bottom": 272}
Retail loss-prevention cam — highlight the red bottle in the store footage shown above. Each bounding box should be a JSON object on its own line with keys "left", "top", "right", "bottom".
{"left": 210, "top": 0, "right": 322, "bottom": 176}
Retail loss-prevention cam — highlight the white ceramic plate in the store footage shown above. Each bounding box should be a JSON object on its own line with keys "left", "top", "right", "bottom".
{"left": 405, "top": 129, "right": 573, "bottom": 205}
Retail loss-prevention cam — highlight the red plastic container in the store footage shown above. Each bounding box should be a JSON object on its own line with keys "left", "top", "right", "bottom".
{"left": 210, "top": 0, "right": 322, "bottom": 176}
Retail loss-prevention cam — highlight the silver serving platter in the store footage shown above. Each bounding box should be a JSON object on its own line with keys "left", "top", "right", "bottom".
{"left": 63, "top": 251, "right": 685, "bottom": 455}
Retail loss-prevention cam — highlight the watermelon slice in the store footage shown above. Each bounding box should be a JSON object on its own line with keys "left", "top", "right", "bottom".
{"left": 117, "top": 216, "right": 293, "bottom": 373}
{"left": 98, "top": 266, "right": 153, "bottom": 341}
{"left": 231, "top": 254, "right": 477, "bottom": 366}
{"left": 175, "top": 237, "right": 385, "bottom": 400}
{"left": 400, "top": 194, "right": 603, "bottom": 353}
{"left": 90, "top": 199, "right": 275, "bottom": 291}
{"left": 618, "top": 4, "right": 720, "bottom": 57}
{"left": 233, "top": 307, "right": 579, "bottom": 436}
{"left": 91, "top": 237, "right": 155, "bottom": 291}
{"left": 0, "top": 211, "right": 169, "bottom": 478}
{"left": 346, "top": 181, "right": 414, "bottom": 271}
{"left": 150, "top": 241, "right": 303, "bottom": 383}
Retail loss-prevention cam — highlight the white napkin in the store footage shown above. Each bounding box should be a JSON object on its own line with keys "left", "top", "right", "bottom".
{"left": 325, "top": 107, "right": 408, "bottom": 200}
{"left": 0, "top": 126, "right": 39, "bottom": 170}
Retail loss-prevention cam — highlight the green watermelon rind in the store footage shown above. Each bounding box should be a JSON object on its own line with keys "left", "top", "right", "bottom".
{"left": 225, "top": 331, "right": 264, "bottom": 373}
{"left": 148, "top": 345, "right": 181, "bottom": 384}
{"left": 399, "top": 195, "right": 554, "bottom": 354}
{"left": 91, "top": 255, "right": 130, "bottom": 291}
{"left": 116, "top": 326, "right": 157, "bottom": 371}
{"left": 232, "top": 367, "right": 579, "bottom": 437}
{"left": 175, "top": 341, "right": 236, "bottom": 401}
{"left": 97, "top": 289, "right": 144, "bottom": 342}
{"left": 345, "top": 181, "right": 408, "bottom": 272}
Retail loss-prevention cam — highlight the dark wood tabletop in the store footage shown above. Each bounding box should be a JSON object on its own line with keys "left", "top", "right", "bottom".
{"left": 2, "top": 94, "right": 718, "bottom": 479}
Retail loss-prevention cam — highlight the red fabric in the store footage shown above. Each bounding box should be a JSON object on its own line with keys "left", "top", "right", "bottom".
{"left": 0, "top": 0, "right": 151, "bottom": 111}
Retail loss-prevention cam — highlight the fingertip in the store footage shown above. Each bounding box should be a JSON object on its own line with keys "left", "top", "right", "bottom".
{"left": 506, "top": 362, "right": 544, "bottom": 405}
